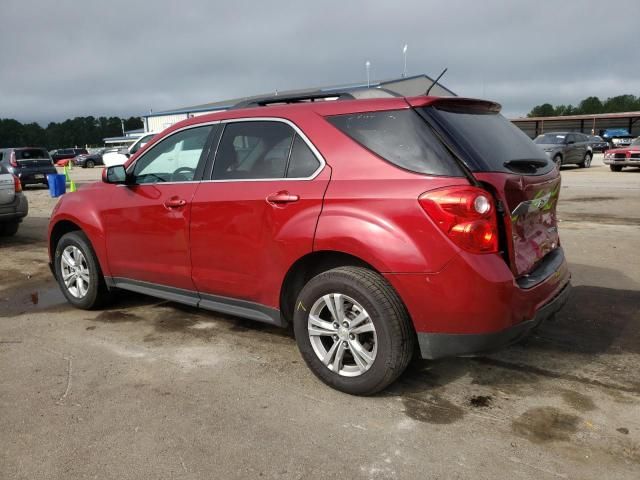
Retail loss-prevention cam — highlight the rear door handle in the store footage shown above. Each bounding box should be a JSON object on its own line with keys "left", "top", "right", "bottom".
{"left": 164, "top": 197, "right": 187, "bottom": 209}
{"left": 266, "top": 191, "right": 300, "bottom": 205}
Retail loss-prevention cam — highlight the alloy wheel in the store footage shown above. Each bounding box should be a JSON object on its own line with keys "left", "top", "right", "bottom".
{"left": 307, "top": 293, "right": 378, "bottom": 377}
{"left": 60, "top": 245, "right": 90, "bottom": 298}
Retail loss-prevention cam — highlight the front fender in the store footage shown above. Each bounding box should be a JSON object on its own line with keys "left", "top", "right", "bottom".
{"left": 48, "top": 188, "right": 111, "bottom": 277}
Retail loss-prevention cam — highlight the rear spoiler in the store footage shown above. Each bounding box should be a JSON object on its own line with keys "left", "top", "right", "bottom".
{"left": 406, "top": 97, "right": 502, "bottom": 114}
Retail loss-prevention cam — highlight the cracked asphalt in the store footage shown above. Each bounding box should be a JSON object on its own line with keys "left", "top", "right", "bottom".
{"left": 1, "top": 156, "right": 639, "bottom": 479}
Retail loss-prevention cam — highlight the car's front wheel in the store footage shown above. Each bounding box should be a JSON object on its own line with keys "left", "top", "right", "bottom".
{"left": 86, "top": 159, "right": 95, "bottom": 168}
{"left": 293, "top": 266, "right": 415, "bottom": 395}
{"left": 54, "top": 231, "right": 112, "bottom": 309}
{"left": 553, "top": 154, "right": 562, "bottom": 169}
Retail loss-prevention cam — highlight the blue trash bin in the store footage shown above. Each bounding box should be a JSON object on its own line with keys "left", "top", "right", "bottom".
{"left": 47, "top": 174, "right": 67, "bottom": 197}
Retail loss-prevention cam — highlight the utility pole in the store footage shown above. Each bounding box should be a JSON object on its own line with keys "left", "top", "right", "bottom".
{"left": 402, "top": 44, "right": 408, "bottom": 77}
{"left": 365, "top": 60, "right": 371, "bottom": 88}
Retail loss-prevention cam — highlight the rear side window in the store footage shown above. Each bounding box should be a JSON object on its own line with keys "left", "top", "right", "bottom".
{"left": 15, "top": 149, "right": 50, "bottom": 160}
{"left": 327, "top": 110, "right": 461, "bottom": 176}
{"left": 287, "top": 135, "right": 320, "bottom": 178}
{"left": 213, "top": 121, "right": 294, "bottom": 180}
{"left": 421, "top": 106, "right": 550, "bottom": 174}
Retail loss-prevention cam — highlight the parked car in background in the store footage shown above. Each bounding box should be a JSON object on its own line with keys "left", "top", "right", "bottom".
{"left": 0, "top": 164, "right": 28, "bottom": 236}
{"left": 102, "top": 133, "right": 158, "bottom": 167}
{"left": 603, "top": 137, "right": 640, "bottom": 172}
{"left": 533, "top": 132, "right": 593, "bottom": 168}
{"left": 51, "top": 148, "right": 88, "bottom": 164}
{"left": 74, "top": 149, "right": 105, "bottom": 168}
{"left": 0, "top": 147, "right": 57, "bottom": 187}
{"left": 588, "top": 135, "right": 608, "bottom": 152}
{"left": 599, "top": 128, "right": 634, "bottom": 149}
{"left": 48, "top": 94, "right": 570, "bottom": 395}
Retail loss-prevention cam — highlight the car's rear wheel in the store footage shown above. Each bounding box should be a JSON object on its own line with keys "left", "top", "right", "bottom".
{"left": 54, "top": 231, "right": 112, "bottom": 309}
{"left": 610, "top": 165, "right": 623, "bottom": 172}
{"left": 580, "top": 152, "right": 592, "bottom": 168}
{"left": 0, "top": 221, "right": 20, "bottom": 237}
{"left": 293, "top": 266, "right": 415, "bottom": 395}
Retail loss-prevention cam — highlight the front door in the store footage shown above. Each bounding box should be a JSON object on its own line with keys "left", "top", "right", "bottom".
{"left": 190, "top": 120, "right": 329, "bottom": 309}
{"left": 101, "top": 124, "right": 215, "bottom": 292}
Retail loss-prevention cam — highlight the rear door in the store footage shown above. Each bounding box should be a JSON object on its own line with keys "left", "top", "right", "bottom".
{"left": 190, "top": 119, "right": 329, "bottom": 309}
{"left": 416, "top": 99, "right": 561, "bottom": 277}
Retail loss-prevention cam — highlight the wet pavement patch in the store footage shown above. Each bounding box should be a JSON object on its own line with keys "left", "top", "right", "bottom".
{"left": 617, "top": 427, "right": 630, "bottom": 435}
{"left": 402, "top": 393, "right": 465, "bottom": 424}
{"left": 561, "top": 390, "right": 596, "bottom": 412}
{"left": 0, "top": 284, "right": 66, "bottom": 317}
{"left": 469, "top": 395, "right": 493, "bottom": 408}
{"left": 92, "top": 310, "right": 143, "bottom": 323}
{"left": 512, "top": 407, "right": 581, "bottom": 444}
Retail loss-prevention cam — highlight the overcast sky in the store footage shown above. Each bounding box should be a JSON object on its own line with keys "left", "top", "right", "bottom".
{"left": 1, "top": 0, "right": 638, "bottom": 124}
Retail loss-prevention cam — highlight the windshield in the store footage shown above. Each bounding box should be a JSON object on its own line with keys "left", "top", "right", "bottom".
{"left": 130, "top": 134, "right": 155, "bottom": 154}
{"left": 534, "top": 134, "right": 566, "bottom": 145}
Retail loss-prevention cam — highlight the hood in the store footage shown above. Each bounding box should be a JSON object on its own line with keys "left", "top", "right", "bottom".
{"left": 607, "top": 145, "right": 640, "bottom": 154}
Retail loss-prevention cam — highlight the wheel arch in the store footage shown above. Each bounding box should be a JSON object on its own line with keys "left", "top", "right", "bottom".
{"left": 279, "top": 250, "right": 386, "bottom": 325}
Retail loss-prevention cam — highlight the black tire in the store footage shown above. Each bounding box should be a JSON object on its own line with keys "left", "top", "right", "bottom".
{"left": 579, "top": 152, "right": 592, "bottom": 168}
{"left": 0, "top": 221, "right": 20, "bottom": 237}
{"left": 54, "top": 230, "right": 112, "bottom": 309}
{"left": 610, "top": 165, "right": 623, "bottom": 172}
{"left": 553, "top": 154, "right": 562, "bottom": 169}
{"left": 293, "top": 266, "right": 415, "bottom": 395}
{"left": 86, "top": 159, "right": 95, "bottom": 168}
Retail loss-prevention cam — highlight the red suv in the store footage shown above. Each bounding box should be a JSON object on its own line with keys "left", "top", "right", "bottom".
{"left": 48, "top": 93, "right": 570, "bottom": 395}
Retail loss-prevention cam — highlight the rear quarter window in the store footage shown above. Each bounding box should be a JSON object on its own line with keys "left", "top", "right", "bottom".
{"left": 327, "top": 109, "right": 462, "bottom": 176}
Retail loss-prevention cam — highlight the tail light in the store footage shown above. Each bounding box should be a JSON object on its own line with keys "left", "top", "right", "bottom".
{"left": 9, "top": 151, "right": 18, "bottom": 167}
{"left": 419, "top": 186, "right": 498, "bottom": 254}
{"left": 13, "top": 175, "right": 22, "bottom": 193}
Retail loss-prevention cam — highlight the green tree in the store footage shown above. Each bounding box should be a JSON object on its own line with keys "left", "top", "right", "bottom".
{"left": 579, "top": 96, "right": 603, "bottom": 114}
{"left": 528, "top": 103, "right": 555, "bottom": 117}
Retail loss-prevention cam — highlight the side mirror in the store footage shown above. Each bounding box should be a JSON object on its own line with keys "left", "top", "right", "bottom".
{"left": 103, "top": 165, "right": 128, "bottom": 184}
{"left": 566, "top": 140, "right": 575, "bottom": 145}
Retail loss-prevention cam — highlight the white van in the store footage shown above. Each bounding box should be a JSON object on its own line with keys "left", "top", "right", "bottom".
{"left": 102, "top": 132, "right": 158, "bottom": 167}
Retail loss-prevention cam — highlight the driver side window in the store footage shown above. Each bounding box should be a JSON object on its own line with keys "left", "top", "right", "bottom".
{"left": 132, "top": 126, "right": 212, "bottom": 184}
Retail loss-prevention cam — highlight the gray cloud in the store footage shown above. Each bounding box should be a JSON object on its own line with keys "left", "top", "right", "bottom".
{"left": 1, "top": 0, "right": 638, "bottom": 124}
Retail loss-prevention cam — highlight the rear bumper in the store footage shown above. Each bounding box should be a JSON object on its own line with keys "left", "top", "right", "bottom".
{"left": 384, "top": 247, "right": 571, "bottom": 360}
{"left": 0, "top": 193, "right": 28, "bottom": 221}
{"left": 14, "top": 166, "right": 57, "bottom": 184}
{"left": 416, "top": 282, "right": 570, "bottom": 359}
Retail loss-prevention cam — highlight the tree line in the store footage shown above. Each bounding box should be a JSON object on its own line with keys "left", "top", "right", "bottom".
{"left": 528, "top": 94, "right": 640, "bottom": 118}
{"left": 0, "top": 116, "right": 143, "bottom": 150}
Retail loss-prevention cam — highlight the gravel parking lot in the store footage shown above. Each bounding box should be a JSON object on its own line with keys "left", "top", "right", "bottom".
{"left": 1, "top": 156, "right": 638, "bottom": 480}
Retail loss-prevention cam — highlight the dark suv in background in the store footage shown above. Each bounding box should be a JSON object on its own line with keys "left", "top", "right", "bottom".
{"left": 0, "top": 147, "right": 57, "bottom": 187}
{"left": 51, "top": 148, "right": 88, "bottom": 164}
{"left": 533, "top": 132, "right": 593, "bottom": 168}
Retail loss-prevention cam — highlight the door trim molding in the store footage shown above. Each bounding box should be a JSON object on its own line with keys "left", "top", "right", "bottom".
{"left": 104, "top": 276, "right": 284, "bottom": 327}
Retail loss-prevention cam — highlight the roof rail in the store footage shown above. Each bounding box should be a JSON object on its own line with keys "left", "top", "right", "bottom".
{"left": 229, "top": 91, "right": 356, "bottom": 110}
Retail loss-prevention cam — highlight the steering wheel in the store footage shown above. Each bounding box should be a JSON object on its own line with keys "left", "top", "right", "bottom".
{"left": 172, "top": 166, "right": 196, "bottom": 182}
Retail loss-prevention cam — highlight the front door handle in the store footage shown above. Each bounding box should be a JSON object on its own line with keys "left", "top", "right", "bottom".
{"left": 164, "top": 197, "right": 187, "bottom": 209}
{"left": 266, "top": 191, "right": 300, "bottom": 205}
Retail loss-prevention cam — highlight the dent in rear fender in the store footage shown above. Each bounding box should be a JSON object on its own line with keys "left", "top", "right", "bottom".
{"left": 313, "top": 205, "right": 458, "bottom": 273}
{"left": 49, "top": 196, "right": 111, "bottom": 277}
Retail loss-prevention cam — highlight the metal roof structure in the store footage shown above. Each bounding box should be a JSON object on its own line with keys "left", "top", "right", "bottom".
{"left": 146, "top": 73, "right": 456, "bottom": 118}
{"left": 511, "top": 111, "right": 640, "bottom": 139}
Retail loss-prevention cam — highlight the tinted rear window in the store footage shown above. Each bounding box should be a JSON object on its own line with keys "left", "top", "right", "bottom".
{"left": 421, "top": 106, "right": 550, "bottom": 174}
{"left": 16, "top": 149, "right": 50, "bottom": 160}
{"left": 328, "top": 109, "right": 462, "bottom": 176}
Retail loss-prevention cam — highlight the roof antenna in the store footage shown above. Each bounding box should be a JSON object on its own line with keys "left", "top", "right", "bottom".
{"left": 425, "top": 68, "right": 448, "bottom": 96}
